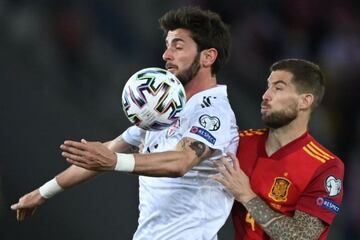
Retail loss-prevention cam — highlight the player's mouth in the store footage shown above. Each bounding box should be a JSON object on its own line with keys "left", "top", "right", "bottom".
{"left": 261, "top": 102, "right": 270, "bottom": 113}
{"left": 165, "top": 63, "right": 177, "bottom": 72}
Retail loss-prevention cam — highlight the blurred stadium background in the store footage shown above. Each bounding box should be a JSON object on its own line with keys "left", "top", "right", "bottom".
{"left": 1, "top": 0, "right": 359, "bottom": 239}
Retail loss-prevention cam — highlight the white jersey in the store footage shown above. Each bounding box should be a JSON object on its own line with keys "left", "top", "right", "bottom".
{"left": 122, "top": 85, "right": 239, "bottom": 240}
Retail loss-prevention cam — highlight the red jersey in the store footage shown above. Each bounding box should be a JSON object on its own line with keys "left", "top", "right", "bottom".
{"left": 232, "top": 129, "right": 344, "bottom": 240}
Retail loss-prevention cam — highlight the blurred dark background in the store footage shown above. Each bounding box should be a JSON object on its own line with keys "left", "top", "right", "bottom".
{"left": 1, "top": 0, "right": 359, "bottom": 239}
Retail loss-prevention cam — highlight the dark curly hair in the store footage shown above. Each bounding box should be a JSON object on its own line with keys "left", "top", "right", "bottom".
{"left": 159, "top": 6, "right": 231, "bottom": 75}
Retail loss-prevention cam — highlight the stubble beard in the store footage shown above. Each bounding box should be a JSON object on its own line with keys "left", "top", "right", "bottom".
{"left": 261, "top": 101, "right": 298, "bottom": 129}
{"left": 175, "top": 52, "right": 201, "bottom": 86}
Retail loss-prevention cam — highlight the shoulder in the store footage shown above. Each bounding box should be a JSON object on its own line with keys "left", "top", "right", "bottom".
{"left": 237, "top": 129, "right": 268, "bottom": 149}
{"left": 239, "top": 128, "right": 268, "bottom": 138}
{"left": 302, "top": 140, "right": 344, "bottom": 169}
{"left": 185, "top": 89, "right": 235, "bottom": 124}
{"left": 187, "top": 85, "right": 230, "bottom": 109}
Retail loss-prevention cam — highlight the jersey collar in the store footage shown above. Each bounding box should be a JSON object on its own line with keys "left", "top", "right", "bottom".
{"left": 261, "top": 130, "right": 313, "bottom": 159}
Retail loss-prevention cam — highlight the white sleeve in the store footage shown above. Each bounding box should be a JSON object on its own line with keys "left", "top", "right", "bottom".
{"left": 183, "top": 105, "right": 235, "bottom": 151}
{"left": 121, "top": 125, "right": 146, "bottom": 147}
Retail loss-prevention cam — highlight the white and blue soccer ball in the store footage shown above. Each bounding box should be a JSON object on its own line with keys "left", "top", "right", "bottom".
{"left": 121, "top": 67, "right": 186, "bottom": 131}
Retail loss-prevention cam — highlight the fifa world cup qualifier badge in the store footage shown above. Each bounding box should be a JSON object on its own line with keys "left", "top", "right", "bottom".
{"left": 324, "top": 176, "right": 341, "bottom": 197}
{"left": 198, "top": 114, "right": 220, "bottom": 131}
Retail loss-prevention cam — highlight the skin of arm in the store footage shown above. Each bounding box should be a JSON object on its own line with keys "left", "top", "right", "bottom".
{"left": 11, "top": 135, "right": 136, "bottom": 221}
{"left": 133, "top": 137, "right": 214, "bottom": 177}
{"left": 244, "top": 197, "right": 326, "bottom": 240}
{"left": 212, "top": 153, "right": 326, "bottom": 240}
{"left": 60, "top": 137, "right": 215, "bottom": 177}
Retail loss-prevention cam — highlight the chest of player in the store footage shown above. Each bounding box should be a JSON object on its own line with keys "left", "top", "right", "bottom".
{"left": 144, "top": 118, "right": 188, "bottom": 153}
{"left": 244, "top": 152, "right": 320, "bottom": 214}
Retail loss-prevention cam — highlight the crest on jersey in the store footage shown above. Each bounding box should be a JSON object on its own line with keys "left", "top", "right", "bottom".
{"left": 324, "top": 176, "right": 341, "bottom": 197}
{"left": 268, "top": 177, "right": 292, "bottom": 202}
{"left": 166, "top": 119, "right": 180, "bottom": 138}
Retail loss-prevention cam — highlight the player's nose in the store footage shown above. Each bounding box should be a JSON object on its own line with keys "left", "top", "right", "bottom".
{"left": 262, "top": 88, "right": 272, "bottom": 101}
{"left": 162, "top": 48, "right": 173, "bottom": 61}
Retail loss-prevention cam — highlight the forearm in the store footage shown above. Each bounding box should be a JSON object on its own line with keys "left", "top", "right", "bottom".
{"left": 55, "top": 165, "right": 101, "bottom": 189}
{"left": 244, "top": 197, "right": 325, "bottom": 240}
{"left": 61, "top": 137, "right": 210, "bottom": 176}
{"left": 121, "top": 138, "right": 210, "bottom": 177}
{"left": 133, "top": 151, "right": 194, "bottom": 177}
{"left": 104, "top": 135, "right": 139, "bottom": 153}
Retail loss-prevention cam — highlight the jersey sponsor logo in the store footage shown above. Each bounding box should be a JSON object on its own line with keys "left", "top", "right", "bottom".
{"left": 316, "top": 197, "right": 340, "bottom": 214}
{"left": 303, "top": 141, "right": 335, "bottom": 163}
{"left": 325, "top": 176, "right": 342, "bottom": 197}
{"left": 268, "top": 177, "right": 292, "bottom": 202}
{"left": 190, "top": 126, "right": 216, "bottom": 144}
{"left": 199, "top": 114, "right": 220, "bottom": 131}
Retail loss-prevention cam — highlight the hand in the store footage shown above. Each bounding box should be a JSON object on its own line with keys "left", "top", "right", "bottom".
{"left": 211, "top": 152, "right": 257, "bottom": 204}
{"left": 11, "top": 189, "right": 46, "bottom": 221}
{"left": 60, "top": 139, "right": 117, "bottom": 171}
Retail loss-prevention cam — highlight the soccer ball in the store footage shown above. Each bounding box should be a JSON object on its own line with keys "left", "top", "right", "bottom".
{"left": 121, "top": 67, "right": 186, "bottom": 131}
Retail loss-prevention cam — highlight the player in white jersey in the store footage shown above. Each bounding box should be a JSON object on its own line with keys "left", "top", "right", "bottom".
{"left": 125, "top": 85, "right": 238, "bottom": 239}
{"left": 11, "top": 7, "right": 238, "bottom": 240}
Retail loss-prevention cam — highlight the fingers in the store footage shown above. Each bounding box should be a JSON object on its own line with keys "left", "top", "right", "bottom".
{"left": 11, "top": 201, "right": 36, "bottom": 221}
{"left": 17, "top": 208, "right": 36, "bottom": 221}
{"left": 60, "top": 140, "right": 100, "bottom": 160}
{"left": 61, "top": 151, "right": 86, "bottom": 163}
{"left": 210, "top": 174, "right": 228, "bottom": 186}
{"left": 61, "top": 140, "right": 89, "bottom": 151}
{"left": 211, "top": 153, "right": 240, "bottom": 186}
{"left": 60, "top": 143, "right": 87, "bottom": 156}
{"left": 227, "top": 152, "right": 240, "bottom": 170}
{"left": 214, "top": 159, "right": 232, "bottom": 179}
{"left": 18, "top": 209, "right": 25, "bottom": 221}
{"left": 11, "top": 203, "right": 19, "bottom": 210}
{"left": 221, "top": 156, "right": 235, "bottom": 174}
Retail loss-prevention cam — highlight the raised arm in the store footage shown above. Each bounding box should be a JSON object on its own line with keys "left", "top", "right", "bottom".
{"left": 133, "top": 137, "right": 215, "bottom": 176}
{"left": 60, "top": 137, "right": 215, "bottom": 177}
{"left": 11, "top": 135, "right": 136, "bottom": 221}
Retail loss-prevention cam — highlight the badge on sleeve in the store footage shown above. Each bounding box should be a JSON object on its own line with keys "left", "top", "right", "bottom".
{"left": 316, "top": 197, "right": 340, "bottom": 214}
{"left": 190, "top": 126, "right": 216, "bottom": 144}
{"left": 324, "top": 176, "right": 341, "bottom": 197}
{"left": 199, "top": 114, "right": 220, "bottom": 131}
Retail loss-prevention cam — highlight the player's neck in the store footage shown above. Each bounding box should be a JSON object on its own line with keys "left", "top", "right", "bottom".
{"left": 184, "top": 70, "right": 217, "bottom": 100}
{"left": 265, "top": 115, "right": 309, "bottom": 156}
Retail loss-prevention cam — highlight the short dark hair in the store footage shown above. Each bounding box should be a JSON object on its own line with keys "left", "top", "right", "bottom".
{"left": 159, "top": 6, "right": 231, "bottom": 75}
{"left": 270, "top": 59, "right": 325, "bottom": 110}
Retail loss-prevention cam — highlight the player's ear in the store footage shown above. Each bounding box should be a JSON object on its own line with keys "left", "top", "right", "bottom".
{"left": 200, "top": 48, "right": 217, "bottom": 68}
{"left": 299, "top": 93, "right": 314, "bottom": 110}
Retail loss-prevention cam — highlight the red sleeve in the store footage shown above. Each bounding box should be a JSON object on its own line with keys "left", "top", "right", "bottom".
{"left": 296, "top": 159, "right": 344, "bottom": 224}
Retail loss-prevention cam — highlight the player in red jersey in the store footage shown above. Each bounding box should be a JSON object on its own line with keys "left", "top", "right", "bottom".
{"left": 213, "top": 59, "right": 344, "bottom": 239}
